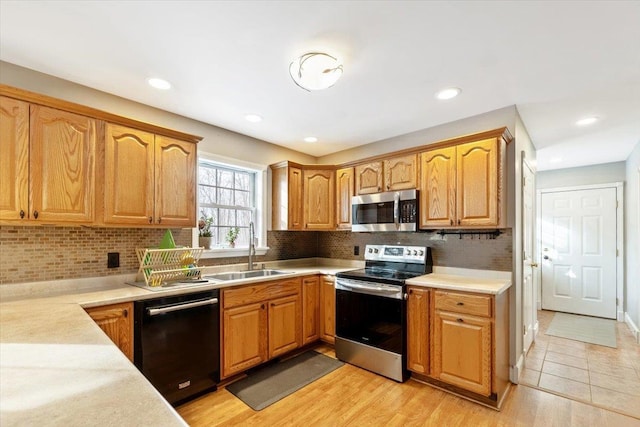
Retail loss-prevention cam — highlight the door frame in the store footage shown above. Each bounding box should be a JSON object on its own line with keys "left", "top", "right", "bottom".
{"left": 521, "top": 155, "right": 536, "bottom": 351}
{"left": 536, "top": 182, "right": 624, "bottom": 321}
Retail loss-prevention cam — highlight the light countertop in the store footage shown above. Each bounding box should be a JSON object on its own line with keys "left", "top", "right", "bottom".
{"left": 0, "top": 258, "right": 362, "bottom": 426}
{"left": 406, "top": 266, "right": 512, "bottom": 295}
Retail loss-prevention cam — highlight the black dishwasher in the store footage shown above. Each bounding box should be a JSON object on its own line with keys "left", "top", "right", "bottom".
{"left": 134, "top": 289, "right": 219, "bottom": 405}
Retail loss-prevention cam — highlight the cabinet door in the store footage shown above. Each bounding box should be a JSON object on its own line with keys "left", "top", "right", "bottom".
{"left": 30, "top": 105, "right": 96, "bottom": 223}
{"left": 302, "top": 276, "right": 320, "bottom": 345}
{"left": 320, "top": 276, "right": 336, "bottom": 344}
{"left": 303, "top": 169, "right": 335, "bottom": 230}
{"left": 432, "top": 310, "right": 492, "bottom": 396}
{"left": 456, "top": 138, "right": 498, "bottom": 227}
{"left": 86, "top": 302, "right": 134, "bottom": 362}
{"left": 354, "top": 161, "right": 383, "bottom": 195}
{"left": 104, "top": 124, "right": 155, "bottom": 225}
{"left": 155, "top": 135, "right": 197, "bottom": 227}
{"left": 335, "top": 167, "right": 354, "bottom": 229}
{"left": 0, "top": 97, "right": 29, "bottom": 221}
{"left": 222, "top": 302, "right": 268, "bottom": 378}
{"left": 420, "top": 147, "right": 456, "bottom": 228}
{"left": 268, "top": 294, "right": 301, "bottom": 358}
{"left": 289, "top": 167, "right": 303, "bottom": 229}
{"left": 384, "top": 154, "right": 418, "bottom": 191}
{"left": 407, "top": 287, "right": 429, "bottom": 374}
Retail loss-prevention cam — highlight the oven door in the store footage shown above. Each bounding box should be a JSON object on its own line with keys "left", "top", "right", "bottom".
{"left": 335, "top": 278, "right": 405, "bottom": 355}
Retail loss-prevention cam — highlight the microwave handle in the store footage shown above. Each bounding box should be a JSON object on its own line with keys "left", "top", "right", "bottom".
{"left": 393, "top": 192, "right": 400, "bottom": 228}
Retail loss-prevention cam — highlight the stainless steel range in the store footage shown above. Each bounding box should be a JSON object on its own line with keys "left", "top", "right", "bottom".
{"left": 335, "top": 244, "right": 432, "bottom": 382}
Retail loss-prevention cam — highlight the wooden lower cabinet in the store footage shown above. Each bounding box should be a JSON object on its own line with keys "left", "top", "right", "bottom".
{"left": 85, "top": 302, "right": 133, "bottom": 362}
{"left": 221, "top": 278, "right": 302, "bottom": 378}
{"left": 406, "top": 286, "right": 429, "bottom": 374}
{"left": 320, "top": 275, "right": 336, "bottom": 344}
{"left": 302, "top": 276, "right": 320, "bottom": 345}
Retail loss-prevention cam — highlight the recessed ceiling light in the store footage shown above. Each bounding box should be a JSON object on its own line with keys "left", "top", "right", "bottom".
{"left": 575, "top": 116, "right": 598, "bottom": 126}
{"left": 550, "top": 157, "right": 563, "bottom": 163}
{"left": 304, "top": 136, "right": 318, "bottom": 143}
{"left": 147, "top": 78, "right": 171, "bottom": 90}
{"left": 435, "top": 87, "right": 461, "bottom": 100}
{"left": 245, "top": 114, "right": 263, "bottom": 123}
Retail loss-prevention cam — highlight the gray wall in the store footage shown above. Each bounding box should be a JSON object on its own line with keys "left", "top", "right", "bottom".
{"left": 537, "top": 162, "right": 626, "bottom": 189}
{"left": 624, "top": 142, "right": 640, "bottom": 333}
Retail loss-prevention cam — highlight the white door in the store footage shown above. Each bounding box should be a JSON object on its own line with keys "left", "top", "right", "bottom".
{"left": 521, "top": 159, "right": 535, "bottom": 352}
{"left": 541, "top": 188, "right": 617, "bottom": 319}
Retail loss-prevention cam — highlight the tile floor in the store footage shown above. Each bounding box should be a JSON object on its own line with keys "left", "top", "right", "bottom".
{"left": 520, "top": 310, "right": 640, "bottom": 419}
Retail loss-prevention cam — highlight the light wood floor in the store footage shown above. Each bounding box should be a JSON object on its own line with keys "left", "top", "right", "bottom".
{"left": 177, "top": 344, "right": 639, "bottom": 426}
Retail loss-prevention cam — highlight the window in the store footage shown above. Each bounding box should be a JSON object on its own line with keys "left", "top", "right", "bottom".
{"left": 198, "top": 161, "right": 256, "bottom": 248}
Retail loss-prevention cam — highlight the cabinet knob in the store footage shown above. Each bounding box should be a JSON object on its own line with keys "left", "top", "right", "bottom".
{"left": 158, "top": 218, "right": 162, "bottom": 224}
{"left": 123, "top": 309, "right": 128, "bottom": 318}
{"left": 33, "top": 210, "right": 39, "bottom": 219}
{"left": 261, "top": 304, "right": 265, "bottom": 310}
{"left": 457, "top": 219, "right": 461, "bottom": 225}
{"left": 457, "top": 318, "right": 464, "bottom": 323}
{"left": 148, "top": 216, "right": 153, "bottom": 224}
{"left": 450, "top": 219, "right": 453, "bottom": 226}
{"left": 19, "top": 210, "right": 25, "bottom": 219}
{"left": 409, "top": 289, "right": 413, "bottom": 294}
{"left": 456, "top": 302, "right": 464, "bottom": 306}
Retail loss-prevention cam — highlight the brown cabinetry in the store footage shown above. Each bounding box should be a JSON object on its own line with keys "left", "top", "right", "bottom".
{"left": 1, "top": 99, "right": 96, "bottom": 223}
{"left": 320, "top": 275, "right": 336, "bottom": 344}
{"left": 302, "top": 276, "right": 320, "bottom": 345}
{"left": 85, "top": 302, "right": 134, "bottom": 362}
{"left": 420, "top": 134, "right": 507, "bottom": 229}
{"left": 335, "top": 167, "right": 354, "bottom": 229}
{"left": 271, "top": 162, "right": 303, "bottom": 230}
{"left": 221, "top": 278, "right": 302, "bottom": 378}
{"left": 104, "top": 124, "right": 196, "bottom": 226}
{"left": 406, "top": 286, "right": 429, "bottom": 375}
{"left": 354, "top": 161, "right": 383, "bottom": 195}
{"left": 303, "top": 169, "right": 335, "bottom": 230}
{"left": 383, "top": 154, "right": 419, "bottom": 192}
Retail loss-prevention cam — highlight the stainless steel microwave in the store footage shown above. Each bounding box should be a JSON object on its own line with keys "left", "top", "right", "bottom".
{"left": 351, "top": 189, "right": 418, "bottom": 232}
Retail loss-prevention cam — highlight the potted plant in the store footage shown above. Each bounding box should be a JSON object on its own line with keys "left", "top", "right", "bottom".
{"left": 198, "top": 214, "right": 213, "bottom": 249}
{"left": 225, "top": 227, "right": 240, "bottom": 248}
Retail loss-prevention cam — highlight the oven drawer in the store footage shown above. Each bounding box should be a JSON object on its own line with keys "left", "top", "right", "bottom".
{"left": 434, "top": 290, "right": 492, "bottom": 317}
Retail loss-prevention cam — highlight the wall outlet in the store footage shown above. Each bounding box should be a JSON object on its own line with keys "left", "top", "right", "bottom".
{"left": 354, "top": 246, "right": 360, "bottom": 256}
{"left": 107, "top": 252, "right": 120, "bottom": 268}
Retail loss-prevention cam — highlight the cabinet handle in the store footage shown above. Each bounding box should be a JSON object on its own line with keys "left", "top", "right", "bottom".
{"left": 457, "top": 219, "right": 461, "bottom": 225}
{"left": 33, "top": 210, "right": 39, "bottom": 219}
{"left": 450, "top": 219, "right": 453, "bottom": 226}
{"left": 158, "top": 218, "right": 162, "bottom": 224}
{"left": 261, "top": 304, "right": 265, "bottom": 310}
{"left": 19, "top": 210, "right": 25, "bottom": 219}
{"left": 409, "top": 289, "right": 413, "bottom": 294}
{"left": 387, "top": 184, "right": 390, "bottom": 190}
{"left": 457, "top": 318, "right": 464, "bottom": 323}
{"left": 377, "top": 186, "right": 381, "bottom": 191}
{"left": 148, "top": 216, "right": 153, "bottom": 224}
{"left": 123, "top": 309, "right": 128, "bottom": 318}
{"left": 456, "top": 302, "right": 464, "bottom": 306}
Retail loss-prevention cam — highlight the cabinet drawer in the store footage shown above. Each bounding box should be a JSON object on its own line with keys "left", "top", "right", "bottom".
{"left": 434, "top": 291, "right": 492, "bottom": 317}
{"left": 223, "top": 278, "right": 301, "bottom": 309}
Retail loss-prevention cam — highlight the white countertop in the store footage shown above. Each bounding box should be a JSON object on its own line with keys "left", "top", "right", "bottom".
{"left": 406, "top": 266, "right": 512, "bottom": 295}
{"left": 0, "top": 258, "right": 362, "bottom": 426}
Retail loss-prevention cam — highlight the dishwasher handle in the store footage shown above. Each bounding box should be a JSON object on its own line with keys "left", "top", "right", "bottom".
{"left": 147, "top": 297, "right": 218, "bottom": 316}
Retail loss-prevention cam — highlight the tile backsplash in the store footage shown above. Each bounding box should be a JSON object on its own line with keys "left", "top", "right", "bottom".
{"left": 0, "top": 226, "right": 512, "bottom": 285}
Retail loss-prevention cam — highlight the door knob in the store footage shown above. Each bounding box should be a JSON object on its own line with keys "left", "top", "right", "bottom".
{"left": 531, "top": 263, "right": 539, "bottom": 268}
{"left": 543, "top": 255, "right": 551, "bottom": 261}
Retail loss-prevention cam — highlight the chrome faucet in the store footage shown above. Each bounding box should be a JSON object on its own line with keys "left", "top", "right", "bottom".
{"left": 248, "top": 221, "right": 256, "bottom": 270}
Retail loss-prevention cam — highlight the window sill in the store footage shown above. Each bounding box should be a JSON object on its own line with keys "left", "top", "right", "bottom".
{"left": 199, "top": 246, "right": 269, "bottom": 259}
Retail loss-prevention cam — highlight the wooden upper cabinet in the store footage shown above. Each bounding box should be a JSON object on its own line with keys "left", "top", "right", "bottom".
{"left": 456, "top": 138, "right": 499, "bottom": 227}
{"left": 30, "top": 105, "right": 96, "bottom": 223}
{"left": 103, "top": 125, "right": 196, "bottom": 226}
{"left": 0, "top": 97, "right": 29, "bottom": 221}
{"left": 420, "top": 134, "right": 506, "bottom": 229}
{"left": 384, "top": 154, "right": 418, "bottom": 192}
{"left": 420, "top": 147, "right": 456, "bottom": 228}
{"left": 335, "top": 167, "right": 354, "bottom": 229}
{"left": 355, "top": 161, "right": 383, "bottom": 195}
{"left": 303, "top": 169, "right": 335, "bottom": 230}
{"left": 154, "top": 135, "right": 197, "bottom": 227}
{"left": 271, "top": 163, "right": 303, "bottom": 230}
{"left": 104, "top": 124, "right": 155, "bottom": 224}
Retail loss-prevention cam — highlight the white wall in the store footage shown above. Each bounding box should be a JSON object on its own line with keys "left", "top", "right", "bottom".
{"left": 537, "top": 162, "right": 626, "bottom": 189}
{"left": 0, "top": 61, "right": 316, "bottom": 166}
{"left": 625, "top": 142, "right": 640, "bottom": 336}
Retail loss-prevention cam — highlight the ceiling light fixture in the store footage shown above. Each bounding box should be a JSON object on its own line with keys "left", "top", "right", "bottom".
{"left": 575, "top": 116, "right": 598, "bottom": 126}
{"left": 304, "top": 136, "right": 318, "bottom": 143}
{"left": 147, "top": 78, "right": 171, "bottom": 90}
{"left": 435, "top": 87, "right": 461, "bottom": 100}
{"left": 245, "top": 114, "right": 263, "bottom": 123}
{"left": 289, "top": 52, "right": 343, "bottom": 92}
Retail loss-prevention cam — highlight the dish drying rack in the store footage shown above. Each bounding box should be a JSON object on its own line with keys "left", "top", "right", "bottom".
{"left": 135, "top": 247, "right": 204, "bottom": 287}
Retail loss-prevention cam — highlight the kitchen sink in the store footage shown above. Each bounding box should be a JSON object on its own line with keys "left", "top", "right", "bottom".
{"left": 203, "top": 269, "right": 287, "bottom": 281}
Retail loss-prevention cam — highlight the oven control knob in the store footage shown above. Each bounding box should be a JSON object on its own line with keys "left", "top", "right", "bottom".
{"left": 419, "top": 250, "right": 424, "bottom": 256}
{"left": 412, "top": 250, "right": 417, "bottom": 255}
{"left": 368, "top": 248, "right": 373, "bottom": 253}
{"left": 374, "top": 248, "right": 379, "bottom": 253}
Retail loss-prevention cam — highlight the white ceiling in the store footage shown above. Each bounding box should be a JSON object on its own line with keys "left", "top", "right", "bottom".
{"left": 1, "top": 1, "right": 639, "bottom": 171}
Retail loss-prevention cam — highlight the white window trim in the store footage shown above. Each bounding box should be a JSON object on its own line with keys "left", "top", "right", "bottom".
{"left": 195, "top": 151, "right": 269, "bottom": 258}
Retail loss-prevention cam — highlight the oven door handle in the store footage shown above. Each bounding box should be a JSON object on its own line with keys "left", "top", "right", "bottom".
{"left": 337, "top": 281, "right": 398, "bottom": 294}
{"left": 147, "top": 298, "right": 218, "bottom": 316}
{"left": 393, "top": 192, "right": 400, "bottom": 229}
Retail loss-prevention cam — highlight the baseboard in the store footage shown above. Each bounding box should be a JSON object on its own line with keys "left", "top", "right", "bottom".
{"left": 533, "top": 320, "right": 539, "bottom": 338}
{"left": 624, "top": 312, "right": 640, "bottom": 344}
{"left": 510, "top": 354, "right": 524, "bottom": 384}
{"left": 536, "top": 300, "right": 541, "bottom": 310}
{"left": 617, "top": 309, "right": 624, "bottom": 322}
